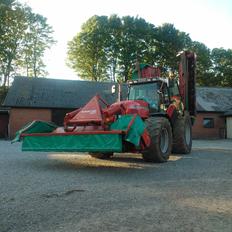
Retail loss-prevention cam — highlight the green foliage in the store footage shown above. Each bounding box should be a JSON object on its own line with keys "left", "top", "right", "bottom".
{"left": 154, "top": 23, "right": 192, "bottom": 74}
{"left": 106, "top": 15, "right": 122, "bottom": 82}
{"left": 118, "top": 16, "right": 156, "bottom": 81}
{"left": 67, "top": 18, "right": 193, "bottom": 82}
{"left": 211, "top": 48, "right": 232, "bottom": 87}
{"left": 67, "top": 15, "right": 109, "bottom": 81}
{"left": 68, "top": 15, "right": 232, "bottom": 87}
{"left": 0, "top": 0, "right": 55, "bottom": 88}
{"left": 17, "top": 8, "right": 56, "bottom": 78}
{"left": 67, "top": 15, "right": 156, "bottom": 82}
{"left": 190, "top": 41, "right": 212, "bottom": 86}
{"left": 0, "top": 86, "right": 9, "bottom": 105}
{"left": 0, "top": 0, "right": 27, "bottom": 87}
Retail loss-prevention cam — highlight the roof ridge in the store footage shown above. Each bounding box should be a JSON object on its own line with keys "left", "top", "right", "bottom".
{"left": 14, "top": 76, "right": 117, "bottom": 84}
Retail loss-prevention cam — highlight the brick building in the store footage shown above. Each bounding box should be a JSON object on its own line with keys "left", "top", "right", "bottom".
{"left": 193, "top": 87, "right": 232, "bottom": 139}
{"left": 3, "top": 77, "right": 232, "bottom": 139}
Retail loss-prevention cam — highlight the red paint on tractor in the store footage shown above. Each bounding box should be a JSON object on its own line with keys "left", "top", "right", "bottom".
{"left": 68, "top": 96, "right": 103, "bottom": 126}
{"left": 178, "top": 62, "right": 185, "bottom": 106}
{"left": 107, "top": 100, "right": 149, "bottom": 119}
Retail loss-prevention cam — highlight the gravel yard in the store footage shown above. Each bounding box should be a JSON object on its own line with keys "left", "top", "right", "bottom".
{"left": 0, "top": 140, "right": 232, "bottom": 232}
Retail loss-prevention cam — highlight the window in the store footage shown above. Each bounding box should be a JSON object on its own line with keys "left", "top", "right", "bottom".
{"left": 128, "top": 82, "right": 159, "bottom": 111}
{"left": 203, "top": 118, "right": 214, "bottom": 128}
{"left": 169, "top": 80, "right": 180, "bottom": 97}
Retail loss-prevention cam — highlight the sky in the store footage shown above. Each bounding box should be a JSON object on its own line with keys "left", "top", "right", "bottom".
{"left": 19, "top": 0, "right": 232, "bottom": 80}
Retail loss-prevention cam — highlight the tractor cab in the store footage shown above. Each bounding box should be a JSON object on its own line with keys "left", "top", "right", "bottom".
{"left": 128, "top": 79, "right": 170, "bottom": 114}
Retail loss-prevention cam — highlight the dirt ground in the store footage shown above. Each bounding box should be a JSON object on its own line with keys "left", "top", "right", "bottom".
{"left": 0, "top": 140, "right": 232, "bottom": 232}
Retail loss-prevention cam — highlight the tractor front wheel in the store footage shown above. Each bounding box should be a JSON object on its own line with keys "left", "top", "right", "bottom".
{"left": 142, "top": 117, "right": 172, "bottom": 163}
{"left": 89, "top": 152, "right": 114, "bottom": 159}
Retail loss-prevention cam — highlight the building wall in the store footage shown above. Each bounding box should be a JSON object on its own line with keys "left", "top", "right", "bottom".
{"left": 226, "top": 117, "right": 232, "bottom": 139}
{"left": 9, "top": 108, "right": 51, "bottom": 138}
{"left": 0, "top": 113, "right": 9, "bottom": 138}
{"left": 193, "top": 112, "right": 226, "bottom": 139}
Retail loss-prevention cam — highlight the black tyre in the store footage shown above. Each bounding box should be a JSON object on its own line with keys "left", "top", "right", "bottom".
{"left": 89, "top": 152, "right": 113, "bottom": 159}
{"left": 172, "top": 112, "right": 192, "bottom": 154}
{"left": 142, "top": 117, "right": 172, "bottom": 163}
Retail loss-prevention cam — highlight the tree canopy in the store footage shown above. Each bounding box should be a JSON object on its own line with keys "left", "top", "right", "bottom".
{"left": 67, "top": 15, "right": 109, "bottom": 81}
{"left": 67, "top": 15, "right": 232, "bottom": 87}
{"left": 0, "top": 0, "right": 55, "bottom": 89}
{"left": 67, "top": 15, "right": 157, "bottom": 82}
{"left": 210, "top": 48, "right": 232, "bottom": 87}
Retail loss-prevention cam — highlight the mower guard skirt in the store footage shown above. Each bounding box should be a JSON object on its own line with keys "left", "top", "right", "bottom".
{"left": 16, "top": 115, "right": 145, "bottom": 153}
{"left": 22, "top": 133, "right": 122, "bottom": 152}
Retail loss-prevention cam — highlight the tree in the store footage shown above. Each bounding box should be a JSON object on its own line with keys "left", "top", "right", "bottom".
{"left": 17, "top": 7, "right": 56, "bottom": 77}
{"left": 67, "top": 15, "right": 232, "bottom": 86}
{"left": 106, "top": 15, "right": 122, "bottom": 82}
{"left": 211, "top": 48, "right": 232, "bottom": 87}
{"left": 0, "top": 0, "right": 27, "bottom": 88}
{"left": 67, "top": 15, "right": 110, "bottom": 81}
{"left": 190, "top": 41, "right": 212, "bottom": 86}
{"left": 0, "top": 1, "right": 55, "bottom": 89}
{"left": 0, "top": 85, "right": 9, "bottom": 105}
{"left": 67, "top": 15, "right": 156, "bottom": 82}
{"left": 118, "top": 16, "right": 156, "bottom": 81}
{"left": 154, "top": 23, "right": 192, "bottom": 75}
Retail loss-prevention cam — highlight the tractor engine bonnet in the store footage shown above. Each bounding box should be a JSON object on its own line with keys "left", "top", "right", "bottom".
{"left": 108, "top": 100, "right": 149, "bottom": 119}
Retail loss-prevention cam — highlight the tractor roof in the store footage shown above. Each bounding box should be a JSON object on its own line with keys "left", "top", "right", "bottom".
{"left": 128, "top": 77, "right": 169, "bottom": 85}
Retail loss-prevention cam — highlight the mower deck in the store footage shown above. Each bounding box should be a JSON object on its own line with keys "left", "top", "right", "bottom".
{"left": 21, "top": 131, "right": 123, "bottom": 152}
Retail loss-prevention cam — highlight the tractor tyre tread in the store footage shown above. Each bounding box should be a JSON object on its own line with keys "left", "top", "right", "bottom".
{"left": 172, "top": 112, "right": 192, "bottom": 154}
{"left": 142, "top": 117, "right": 172, "bottom": 163}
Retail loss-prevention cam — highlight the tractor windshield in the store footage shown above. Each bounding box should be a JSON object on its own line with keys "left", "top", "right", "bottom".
{"left": 128, "top": 82, "right": 159, "bottom": 111}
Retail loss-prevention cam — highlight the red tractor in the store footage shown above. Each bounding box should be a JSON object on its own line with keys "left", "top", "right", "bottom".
{"left": 15, "top": 51, "right": 196, "bottom": 163}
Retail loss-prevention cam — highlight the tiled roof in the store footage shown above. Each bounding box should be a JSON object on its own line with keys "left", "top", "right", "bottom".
{"left": 3, "top": 77, "right": 127, "bottom": 109}
{"left": 196, "top": 87, "right": 232, "bottom": 112}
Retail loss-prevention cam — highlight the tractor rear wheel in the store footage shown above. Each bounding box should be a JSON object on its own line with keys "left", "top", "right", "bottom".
{"left": 142, "top": 117, "right": 172, "bottom": 163}
{"left": 172, "top": 112, "right": 192, "bottom": 154}
{"left": 89, "top": 152, "right": 114, "bottom": 159}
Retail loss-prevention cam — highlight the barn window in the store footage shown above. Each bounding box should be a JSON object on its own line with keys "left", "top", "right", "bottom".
{"left": 203, "top": 118, "right": 214, "bottom": 128}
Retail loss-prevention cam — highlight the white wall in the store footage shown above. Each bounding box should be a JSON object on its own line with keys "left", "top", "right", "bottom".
{"left": 226, "top": 117, "right": 232, "bottom": 139}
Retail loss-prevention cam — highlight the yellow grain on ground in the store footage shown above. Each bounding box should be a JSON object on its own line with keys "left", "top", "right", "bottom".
{"left": 48, "top": 153, "right": 156, "bottom": 169}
